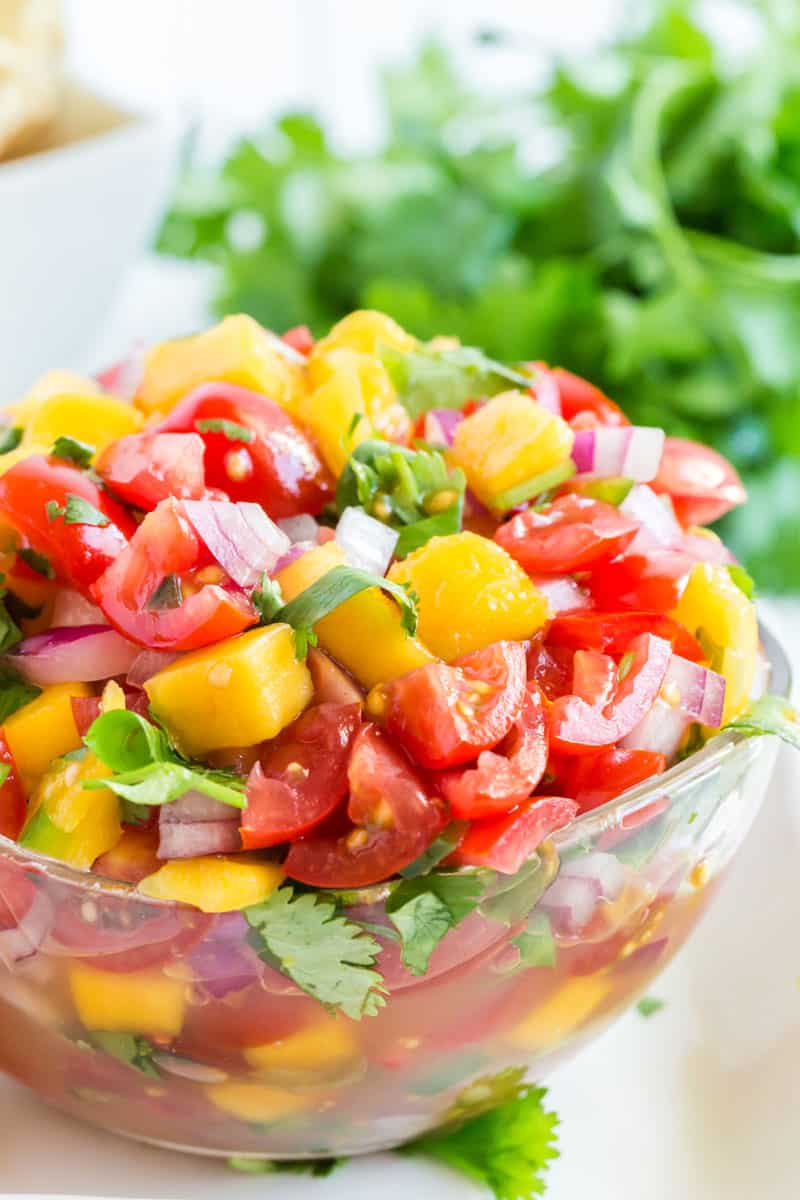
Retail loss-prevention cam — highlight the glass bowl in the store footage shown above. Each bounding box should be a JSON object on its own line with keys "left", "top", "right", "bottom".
{"left": 0, "top": 628, "right": 789, "bottom": 1160}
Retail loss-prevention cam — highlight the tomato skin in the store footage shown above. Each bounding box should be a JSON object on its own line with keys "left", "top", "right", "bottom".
{"left": 588, "top": 546, "right": 694, "bottom": 613}
{"left": 156, "top": 382, "right": 332, "bottom": 517}
{"left": 552, "top": 747, "right": 668, "bottom": 812}
{"left": 551, "top": 368, "right": 628, "bottom": 428}
{"left": 651, "top": 437, "right": 746, "bottom": 526}
{"left": 380, "top": 641, "right": 527, "bottom": 770}
{"left": 92, "top": 498, "right": 257, "bottom": 650}
{"left": 71, "top": 690, "right": 152, "bottom": 739}
{"left": 448, "top": 795, "right": 577, "bottom": 874}
{"left": 495, "top": 495, "right": 639, "bottom": 575}
{"left": 547, "top": 611, "right": 704, "bottom": 663}
{"left": 527, "top": 637, "right": 574, "bottom": 700}
{"left": 98, "top": 432, "right": 206, "bottom": 510}
{"left": 49, "top": 899, "right": 210, "bottom": 973}
{"left": 282, "top": 325, "right": 314, "bottom": 356}
{"left": 241, "top": 703, "right": 361, "bottom": 850}
{"left": 437, "top": 684, "right": 549, "bottom": 819}
{"left": 0, "top": 456, "right": 135, "bottom": 595}
{"left": 549, "top": 632, "right": 672, "bottom": 755}
{"left": 284, "top": 725, "right": 446, "bottom": 888}
{"left": 0, "top": 734, "right": 26, "bottom": 841}
{"left": 571, "top": 650, "right": 617, "bottom": 706}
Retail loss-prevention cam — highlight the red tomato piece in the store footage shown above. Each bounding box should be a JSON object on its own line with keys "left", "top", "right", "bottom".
{"left": 284, "top": 725, "right": 445, "bottom": 888}
{"left": 549, "top": 633, "right": 672, "bottom": 755}
{"left": 551, "top": 368, "right": 629, "bottom": 428}
{"left": 527, "top": 638, "right": 574, "bottom": 700}
{"left": 97, "top": 432, "right": 206, "bottom": 510}
{"left": 241, "top": 703, "right": 361, "bottom": 850}
{"left": 380, "top": 641, "right": 527, "bottom": 770}
{"left": 547, "top": 611, "right": 704, "bottom": 662}
{"left": 91, "top": 498, "right": 257, "bottom": 650}
{"left": 587, "top": 545, "right": 695, "bottom": 613}
{"left": 281, "top": 325, "right": 314, "bottom": 356}
{"left": 0, "top": 455, "right": 135, "bottom": 595}
{"left": 571, "top": 650, "right": 617, "bottom": 706}
{"left": 156, "top": 382, "right": 332, "bottom": 517}
{"left": 50, "top": 898, "right": 210, "bottom": 972}
{"left": 93, "top": 828, "right": 162, "bottom": 883}
{"left": 178, "top": 979, "right": 321, "bottom": 1055}
{"left": 437, "top": 684, "right": 549, "bottom": 819}
{"left": 0, "top": 734, "right": 26, "bottom": 841}
{"left": 651, "top": 436, "right": 746, "bottom": 526}
{"left": 448, "top": 795, "right": 578, "bottom": 875}
{"left": 554, "top": 747, "right": 668, "bottom": 812}
{"left": 494, "top": 495, "right": 639, "bottom": 575}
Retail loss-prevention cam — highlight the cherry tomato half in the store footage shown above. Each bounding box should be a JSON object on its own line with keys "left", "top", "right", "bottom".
{"left": 495, "top": 495, "right": 639, "bottom": 576}
{"left": 552, "top": 747, "right": 668, "bottom": 812}
{"left": 50, "top": 897, "right": 210, "bottom": 973}
{"left": 284, "top": 724, "right": 445, "bottom": 888}
{"left": 551, "top": 368, "right": 628, "bottom": 428}
{"left": 0, "top": 455, "right": 135, "bottom": 596}
{"left": 651, "top": 437, "right": 746, "bottom": 527}
{"left": 587, "top": 544, "right": 695, "bottom": 613}
{"left": 547, "top": 611, "right": 704, "bottom": 663}
{"left": 281, "top": 325, "right": 314, "bottom": 356}
{"left": 98, "top": 432, "right": 206, "bottom": 510}
{"left": 156, "top": 382, "right": 332, "bottom": 517}
{"left": 0, "top": 734, "right": 26, "bottom": 841}
{"left": 379, "top": 641, "right": 527, "bottom": 770}
{"left": 437, "top": 683, "right": 549, "bottom": 819}
{"left": 241, "top": 703, "right": 362, "bottom": 850}
{"left": 92, "top": 497, "right": 257, "bottom": 650}
{"left": 571, "top": 650, "right": 617, "bottom": 706}
{"left": 448, "top": 795, "right": 577, "bottom": 875}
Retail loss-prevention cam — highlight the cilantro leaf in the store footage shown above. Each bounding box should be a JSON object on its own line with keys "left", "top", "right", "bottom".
{"left": 17, "top": 547, "right": 54, "bottom": 579}
{"left": 382, "top": 344, "right": 529, "bottom": 419}
{"left": 195, "top": 417, "right": 255, "bottom": 443}
{"left": 636, "top": 996, "right": 665, "bottom": 1018}
{"left": 89, "top": 1032, "right": 160, "bottom": 1078}
{"left": 727, "top": 563, "right": 755, "bottom": 599}
{"left": 727, "top": 694, "right": 800, "bottom": 751}
{"left": 399, "top": 822, "right": 469, "bottom": 878}
{"left": 251, "top": 572, "right": 284, "bottom": 623}
{"left": 245, "top": 886, "right": 387, "bottom": 1020}
{"left": 0, "top": 598, "right": 23, "bottom": 656}
{"left": 0, "top": 426, "right": 22, "bottom": 455}
{"left": 512, "top": 911, "right": 556, "bottom": 969}
{"left": 273, "top": 564, "right": 419, "bottom": 647}
{"left": 401, "top": 1080, "right": 559, "bottom": 1199}
{"left": 51, "top": 436, "right": 95, "bottom": 467}
{"left": 385, "top": 871, "right": 488, "bottom": 976}
{"left": 46, "top": 494, "right": 110, "bottom": 527}
{"left": 0, "top": 665, "right": 40, "bottom": 721}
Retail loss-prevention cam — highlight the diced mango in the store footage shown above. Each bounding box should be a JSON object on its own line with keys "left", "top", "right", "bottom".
{"left": 136, "top": 314, "right": 306, "bottom": 417}
{"left": 449, "top": 390, "right": 574, "bottom": 510}
{"left": 22, "top": 392, "right": 142, "bottom": 457}
{"left": 145, "top": 624, "right": 313, "bottom": 758}
{"left": 672, "top": 562, "right": 758, "bottom": 722}
{"left": 311, "top": 309, "right": 416, "bottom": 360}
{"left": 276, "top": 542, "right": 434, "bottom": 688}
{"left": 3, "top": 682, "right": 91, "bottom": 790}
{"left": 29, "top": 750, "right": 114, "bottom": 834}
{"left": 245, "top": 1017, "right": 359, "bottom": 1083}
{"left": 69, "top": 963, "right": 186, "bottom": 1036}
{"left": 506, "top": 976, "right": 613, "bottom": 1051}
{"left": 139, "top": 857, "right": 284, "bottom": 913}
{"left": 20, "top": 746, "right": 121, "bottom": 869}
{"left": 306, "top": 348, "right": 411, "bottom": 447}
{"left": 206, "top": 1081, "right": 309, "bottom": 1123}
{"left": 11, "top": 369, "right": 100, "bottom": 423}
{"left": 388, "top": 532, "right": 549, "bottom": 661}
{"left": 299, "top": 366, "right": 372, "bottom": 476}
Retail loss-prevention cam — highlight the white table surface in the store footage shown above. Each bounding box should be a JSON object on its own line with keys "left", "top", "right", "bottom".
{"left": 2, "top": 262, "right": 799, "bottom": 1199}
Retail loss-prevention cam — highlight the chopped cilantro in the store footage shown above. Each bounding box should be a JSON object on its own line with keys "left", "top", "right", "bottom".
{"left": 399, "top": 822, "right": 469, "bottom": 878}
{"left": 512, "top": 911, "right": 556, "bottom": 969}
{"left": 385, "top": 871, "right": 487, "bottom": 975}
{"left": 89, "top": 1032, "right": 160, "bottom": 1078}
{"left": 46, "top": 494, "right": 110, "bottom": 527}
{"left": 0, "top": 426, "right": 23, "bottom": 455}
{"left": 382, "top": 343, "right": 529, "bottom": 418}
{"left": 727, "top": 563, "right": 755, "bottom": 599}
{"left": 17, "top": 547, "right": 54, "bottom": 579}
{"left": 251, "top": 572, "right": 284, "bottom": 623}
{"left": 636, "top": 996, "right": 665, "bottom": 1018}
{"left": 0, "top": 598, "right": 23, "bottom": 656}
{"left": 195, "top": 417, "right": 255, "bottom": 443}
{"left": 51, "top": 436, "right": 95, "bottom": 467}
{"left": 0, "top": 662, "right": 39, "bottom": 721}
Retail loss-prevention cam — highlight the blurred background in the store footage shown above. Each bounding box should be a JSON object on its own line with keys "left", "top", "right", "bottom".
{"left": 5, "top": 0, "right": 800, "bottom": 591}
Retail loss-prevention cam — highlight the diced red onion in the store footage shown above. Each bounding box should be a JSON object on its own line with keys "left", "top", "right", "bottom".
{"left": 335, "top": 506, "right": 398, "bottom": 576}
{"left": 186, "top": 938, "right": 260, "bottom": 998}
{"left": 96, "top": 342, "right": 145, "bottom": 401}
{"left": 51, "top": 590, "right": 107, "bottom": 628}
{"left": 277, "top": 514, "right": 319, "bottom": 544}
{"left": 423, "top": 409, "right": 463, "bottom": 446}
{"left": 682, "top": 532, "right": 735, "bottom": 565}
{"left": 559, "top": 852, "right": 626, "bottom": 902}
{"left": 151, "top": 1053, "right": 229, "bottom": 1083}
{"left": 0, "top": 889, "right": 53, "bottom": 968}
{"left": 532, "top": 574, "right": 592, "bottom": 614}
{"left": 10, "top": 625, "right": 139, "bottom": 687}
{"left": 274, "top": 542, "right": 313, "bottom": 574}
{"left": 161, "top": 791, "right": 240, "bottom": 824}
{"left": 182, "top": 499, "right": 290, "bottom": 590}
{"left": 620, "top": 484, "right": 683, "bottom": 548}
{"left": 572, "top": 426, "right": 665, "bottom": 482}
{"left": 539, "top": 874, "right": 599, "bottom": 936}
{"left": 157, "top": 820, "right": 241, "bottom": 860}
{"left": 621, "top": 696, "right": 691, "bottom": 759}
{"left": 463, "top": 488, "right": 490, "bottom": 519}
{"left": 126, "top": 648, "right": 182, "bottom": 688}
{"left": 529, "top": 367, "right": 562, "bottom": 415}
{"left": 659, "top": 653, "right": 726, "bottom": 727}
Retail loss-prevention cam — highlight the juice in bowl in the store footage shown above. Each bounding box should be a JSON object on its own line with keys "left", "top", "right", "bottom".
{"left": 0, "top": 311, "right": 796, "bottom": 1161}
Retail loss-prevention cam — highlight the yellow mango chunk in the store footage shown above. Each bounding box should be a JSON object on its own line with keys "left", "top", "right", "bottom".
{"left": 306, "top": 347, "right": 411, "bottom": 447}
{"left": 245, "top": 1017, "right": 359, "bottom": 1083}
{"left": 388, "top": 532, "right": 549, "bottom": 661}
{"left": 3, "top": 682, "right": 91, "bottom": 790}
{"left": 139, "top": 857, "right": 284, "bottom": 914}
{"left": 20, "top": 794, "right": 121, "bottom": 870}
{"left": 450, "top": 390, "right": 574, "bottom": 510}
{"left": 672, "top": 562, "right": 758, "bottom": 722}
{"left": 206, "top": 1081, "right": 309, "bottom": 1123}
{"left": 300, "top": 367, "right": 372, "bottom": 476}
{"left": 70, "top": 964, "right": 186, "bottom": 1036}
{"left": 136, "top": 314, "right": 306, "bottom": 417}
{"left": 276, "top": 542, "right": 434, "bottom": 688}
{"left": 11, "top": 369, "right": 100, "bottom": 423}
{"left": 312, "top": 309, "right": 416, "bottom": 360}
{"left": 22, "top": 392, "right": 142, "bottom": 457}
{"left": 31, "top": 750, "right": 114, "bottom": 833}
{"left": 507, "top": 976, "right": 613, "bottom": 1051}
{"left": 145, "top": 624, "right": 313, "bottom": 758}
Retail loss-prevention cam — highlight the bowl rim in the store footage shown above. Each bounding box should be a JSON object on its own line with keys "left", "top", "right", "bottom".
{"left": 0, "top": 621, "right": 790, "bottom": 905}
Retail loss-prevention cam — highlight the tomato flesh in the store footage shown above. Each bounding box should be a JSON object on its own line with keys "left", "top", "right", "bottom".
{"left": 495, "top": 495, "right": 639, "bottom": 575}
{"left": 380, "top": 641, "right": 527, "bottom": 770}
{"left": 98, "top": 432, "right": 206, "bottom": 510}
{"left": 448, "top": 795, "right": 578, "bottom": 874}
{"left": 241, "top": 703, "right": 361, "bottom": 849}
{"left": 547, "top": 611, "right": 704, "bottom": 662}
{"left": 552, "top": 747, "right": 668, "bottom": 812}
{"left": 652, "top": 436, "right": 746, "bottom": 526}
{"left": 0, "top": 735, "right": 26, "bottom": 842}
{"left": 588, "top": 544, "right": 695, "bottom": 613}
{"left": 551, "top": 368, "right": 628, "bottom": 427}
{"left": 49, "top": 899, "right": 210, "bottom": 973}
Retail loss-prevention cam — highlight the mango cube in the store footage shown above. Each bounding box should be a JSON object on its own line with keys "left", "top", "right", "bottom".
{"left": 11, "top": 369, "right": 100, "bottom": 423}
{"left": 306, "top": 347, "right": 411, "bottom": 449}
{"left": 311, "top": 309, "right": 416, "bottom": 359}
{"left": 388, "top": 532, "right": 549, "bottom": 661}
{"left": 245, "top": 1017, "right": 359, "bottom": 1083}
{"left": 136, "top": 314, "right": 307, "bottom": 417}
{"left": 300, "top": 366, "right": 372, "bottom": 477}
{"left": 138, "top": 856, "right": 284, "bottom": 913}
{"left": 70, "top": 963, "right": 186, "bottom": 1036}
{"left": 507, "top": 976, "right": 612, "bottom": 1051}
{"left": 145, "top": 624, "right": 313, "bottom": 758}
{"left": 206, "top": 1081, "right": 309, "bottom": 1122}
{"left": 22, "top": 392, "right": 142, "bottom": 456}
{"left": 276, "top": 542, "right": 434, "bottom": 688}
{"left": 3, "top": 682, "right": 91, "bottom": 790}
{"left": 449, "top": 390, "right": 574, "bottom": 510}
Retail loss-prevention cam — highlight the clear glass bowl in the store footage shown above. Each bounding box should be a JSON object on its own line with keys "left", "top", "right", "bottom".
{"left": 0, "top": 628, "right": 788, "bottom": 1159}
